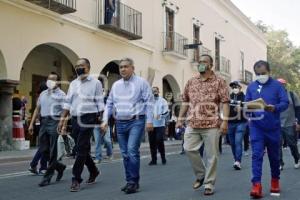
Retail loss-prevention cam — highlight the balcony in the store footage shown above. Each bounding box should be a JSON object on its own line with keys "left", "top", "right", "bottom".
{"left": 25, "top": 0, "right": 77, "bottom": 14}
{"left": 98, "top": 0, "right": 142, "bottom": 40}
{"left": 214, "top": 56, "right": 231, "bottom": 82}
{"left": 162, "top": 32, "right": 188, "bottom": 60}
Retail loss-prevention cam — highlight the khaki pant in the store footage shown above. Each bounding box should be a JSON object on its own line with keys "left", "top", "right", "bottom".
{"left": 184, "top": 127, "right": 220, "bottom": 190}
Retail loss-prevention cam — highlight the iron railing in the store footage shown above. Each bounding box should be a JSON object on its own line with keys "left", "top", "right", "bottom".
{"left": 98, "top": 0, "right": 142, "bottom": 40}
{"left": 163, "top": 31, "right": 188, "bottom": 57}
{"left": 25, "top": 0, "right": 76, "bottom": 14}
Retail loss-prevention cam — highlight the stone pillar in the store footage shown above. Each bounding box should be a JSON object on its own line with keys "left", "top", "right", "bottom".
{"left": 0, "top": 80, "right": 19, "bottom": 151}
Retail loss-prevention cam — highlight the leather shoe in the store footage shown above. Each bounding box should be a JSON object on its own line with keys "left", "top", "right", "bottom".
{"left": 70, "top": 180, "right": 80, "bottom": 192}
{"left": 86, "top": 170, "right": 100, "bottom": 185}
{"left": 125, "top": 183, "right": 139, "bottom": 194}
{"left": 148, "top": 160, "right": 157, "bottom": 166}
{"left": 38, "top": 178, "right": 51, "bottom": 187}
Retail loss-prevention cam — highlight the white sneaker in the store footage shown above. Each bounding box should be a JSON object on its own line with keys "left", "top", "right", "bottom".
{"left": 244, "top": 151, "right": 249, "bottom": 156}
{"left": 233, "top": 161, "right": 241, "bottom": 170}
{"left": 94, "top": 159, "right": 101, "bottom": 164}
{"left": 294, "top": 162, "right": 300, "bottom": 169}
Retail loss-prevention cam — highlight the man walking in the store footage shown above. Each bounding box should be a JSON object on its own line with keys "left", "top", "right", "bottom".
{"left": 176, "top": 54, "right": 230, "bottom": 196}
{"left": 245, "top": 61, "right": 289, "bottom": 198}
{"left": 148, "top": 86, "right": 169, "bottom": 166}
{"left": 228, "top": 81, "right": 247, "bottom": 170}
{"left": 277, "top": 78, "right": 300, "bottom": 170}
{"left": 28, "top": 72, "right": 66, "bottom": 187}
{"left": 101, "top": 58, "right": 154, "bottom": 194}
{"left": 58, "top": 58, "right": 104, "bottom": 192}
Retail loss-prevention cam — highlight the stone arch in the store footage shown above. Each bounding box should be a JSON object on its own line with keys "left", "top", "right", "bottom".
{"left": 162, "top": 74, "right": 181, "bottom": 101}
{"left": 100, "top": 60, "right": 121, "bottom": 93}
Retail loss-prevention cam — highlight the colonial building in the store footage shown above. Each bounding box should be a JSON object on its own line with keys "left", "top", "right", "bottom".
{"left": 0, "top": 0, "right": 267, "bottom": 150}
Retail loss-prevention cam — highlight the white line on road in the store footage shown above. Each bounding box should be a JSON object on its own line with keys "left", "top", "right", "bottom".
{"left": 0, "top": 151, "right": 181, "bottom": 180}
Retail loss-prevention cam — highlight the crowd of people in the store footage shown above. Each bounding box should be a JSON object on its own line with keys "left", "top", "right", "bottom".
{"left": 20, "top": 55, "right": 300, "bottom": 199}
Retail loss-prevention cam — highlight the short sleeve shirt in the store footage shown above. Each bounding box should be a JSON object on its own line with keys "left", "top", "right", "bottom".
{"left": 183, "top": 72, "right": 230, "bottom": 129}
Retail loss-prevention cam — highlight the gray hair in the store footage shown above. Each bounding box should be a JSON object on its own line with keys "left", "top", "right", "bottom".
{"left": 119, "top": 57, "right": 134, "bottom": 66}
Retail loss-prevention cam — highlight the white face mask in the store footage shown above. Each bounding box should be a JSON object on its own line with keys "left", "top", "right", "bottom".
{"left": 233, "top": 88, "right": 240, "bottom": 94}
{"left": 46, "top": 80, "right": 56, "bottom": 90}
{"left": 256, "top": 75, "right": 269, "bottom": 84}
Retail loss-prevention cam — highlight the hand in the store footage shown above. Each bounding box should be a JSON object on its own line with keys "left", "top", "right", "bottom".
{"left": 265, "top": 105, "right": 275, "bottom": 112}
{"left": 57, "top": 120, "right": 66, "bottom": 135}
{"left": 100, "top": 122, "right": 108, "bottom": 133}
{"left": 220, "top": 121, "right": 228, "bottom": 135}
{"left": 296, "top": 124, "right": 300, "bottom": 132}
{"left": 146, "top": 123, "right": 154, "bottom": 132}
{"left": 28, "top": 125, "right": 34, "bottom": 135}
{"left": 176, "top": 120, "right": 184, "bottom": 129}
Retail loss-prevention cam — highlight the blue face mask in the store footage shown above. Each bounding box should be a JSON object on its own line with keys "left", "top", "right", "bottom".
{"left": 76, "top": 68, "right": 85, "bottom": 76}
{"left": 198, "top": 64, "right": 207, "bottom": 74}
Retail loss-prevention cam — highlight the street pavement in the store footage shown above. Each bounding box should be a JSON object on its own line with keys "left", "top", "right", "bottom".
{"left": 0, "top": 143, "right": 300, "bottom": 200}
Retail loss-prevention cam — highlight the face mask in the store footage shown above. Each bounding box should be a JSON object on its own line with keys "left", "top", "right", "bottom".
{"left": 256, "top": 75, "right": 269, "bottom": 84}
{"left": 75, "top": 67, "right": 85, "bottom": 76}
{"left": 46, "top": 80, "right": 56, "bottom": 90}
{"left": 198, "top": 64, "right": 208, "bottom": 74}
{"left": 233, "top": 88, "right": 240, "bottom": 94}
{"left": 154, "top": 94, "right": 159, "bottom": 98}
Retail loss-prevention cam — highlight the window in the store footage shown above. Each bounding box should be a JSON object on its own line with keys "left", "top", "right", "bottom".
{"left": 193, "top": 25, "right": 200, "bottom": 62}
{"left": 215, "top": 38, "right": 220, "bottom": 71}
{"left": 166, "top": 8, "right": 175, "bottom": 50}
{"left": 240, "top": 51, "right": 245, "bottom": 80}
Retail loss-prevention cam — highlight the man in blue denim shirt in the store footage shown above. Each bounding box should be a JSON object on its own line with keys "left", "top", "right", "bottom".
{"left": 148, "top": 86, "right": 169, "bottom": 166}
{"left": 101, "top": 57, "right": 154, "bottom": 194}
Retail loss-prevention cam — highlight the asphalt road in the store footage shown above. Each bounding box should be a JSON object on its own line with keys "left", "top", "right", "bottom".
{"left": 0, "top": 145, "right": 300, "bottom": 200}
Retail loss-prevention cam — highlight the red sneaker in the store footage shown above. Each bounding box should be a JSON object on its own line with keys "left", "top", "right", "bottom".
{"left": 270, "top": 178, "right": 280, "bottom": 194}
{"left": 250, "top": 183, "right": 263, "bottom": 199}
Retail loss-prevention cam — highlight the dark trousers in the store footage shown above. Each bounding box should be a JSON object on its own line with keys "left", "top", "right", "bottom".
{"left": 72, "top": 113, "right": 98, "bottom": 183}
{"left": 280, "top": 126, "right": 300, "bottom": 165}
{"left": 148, "top": 126, "right": 166, "bottom": 162}
{"left": 39, "top": 118, "right": 65, "bottom": 179}
{"left": 30, "top": 147, "right": 48, "bottom": 171}
{"left": 105, "top": 9, "right": 115, "bottom": 24}
{"left": 244, "top": 124, "right": 250, "bottom": 151}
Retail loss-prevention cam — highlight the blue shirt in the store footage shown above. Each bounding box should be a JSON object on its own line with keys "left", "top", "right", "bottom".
{"left": 37, "top": 88, "right": 66, "bottom": 117}
{"left": 103, "top": 75, "right": 154, "bottom": 123}
{"left": 153, "top": 96, "right": 169, "bottom": 127}
{"left": 63, "top": 75, "right": 104, "bottom": 116}
{"left": 245, "top": 78, "right": 289, "bottom": 131}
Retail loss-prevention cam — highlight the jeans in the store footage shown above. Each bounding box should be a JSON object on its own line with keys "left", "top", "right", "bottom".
{"left": 228, "top": 122, "right": 246, "bottom": 162}
{"left": 30, "top": 147, "right": 48, "bottom": 171}
{"left": 72, "top": 113, "right": 99, "bottom": 183}
{"left": 280, "top": 126, "right": 300, "bottom": 165}
{"left": 39, "top": 118, "right": 65, "bottom": 179}
{"left": 93, "top": 127, "right": 113, "bottom": 161}
{"left": 148, "top": 126, "right": 166, "bottom": 162}
{"left": 116, "top": 116, "right": 146, "bottom": 184}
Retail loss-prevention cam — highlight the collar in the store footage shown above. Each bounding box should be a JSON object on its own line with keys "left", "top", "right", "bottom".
{"left": 122, "top": 75, "right": 135, "bottom": 83}
{"left": 196, "top": 71, "right": 216, "bottom": 82}
{"left": 77, "top": 74, "right": 92, "bottom": 82}
{"left": 47, "top": 87, "right": 60, "bottom": 94}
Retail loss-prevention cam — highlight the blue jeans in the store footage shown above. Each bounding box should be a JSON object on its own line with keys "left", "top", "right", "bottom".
{"left": 116, "top": 116, "right": 146, "bottom": 184}
{"left": 228, "top": 122, "right": 246, "bottom": 162}
{"left": 30, "top": 147, "right": 48, "bottom": 171}
{"left": 93, "top": 127, "right": 113, "bottom": 161}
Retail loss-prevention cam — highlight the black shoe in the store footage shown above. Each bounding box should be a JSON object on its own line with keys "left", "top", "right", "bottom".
{"left": 193, "top": 178, "right": 205, "bottom": 190}
{"left": 70, "top": 180, "right": 80, "bottom": 192}
{"left": 56, "top": 165, "right": 66, "bottom": 182}
{"left": 148, "top": 161, "right": 157, "bottom": 166}
{"left": 38, "top": 178, "right": 51, "bottom": 187}
{"left": 29, "top": 166, "right": 38, "bottom": 175}
{"left": 86, "top": 170, "right": 100, "bottom": 185}
{"left": 162, "top": 158, "right": 167, "bottom": 165}
{"left": 121, "top": 183, "right": 130, "bottom": 192}
{"left": 125, "top": 183, "right": 139, "bottom": 194}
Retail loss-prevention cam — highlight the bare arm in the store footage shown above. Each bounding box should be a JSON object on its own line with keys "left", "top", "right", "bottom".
{"left": 28, "top": 105, "right": 41, "bottom": 134}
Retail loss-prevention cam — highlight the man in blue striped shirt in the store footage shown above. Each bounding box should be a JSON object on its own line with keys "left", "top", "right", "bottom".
{"left": 148, "top": 86, "right": 169, "bottom": 166}
{"left": 101, "top": 57, "right": 154, "bottom": 194}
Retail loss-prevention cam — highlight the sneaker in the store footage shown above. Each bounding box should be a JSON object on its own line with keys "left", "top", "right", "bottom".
{"left": 38, "top": 170, "right": 47, "bottom": 176}
{"left": 162, "top": 158, "right": 167, "bottom": 165}
{"left": 94, "top": 159, "right": 101, "bottom": 164}
{"left": 244, "top": 151, "right": 249, "bottom": 156}
{"left": 270, "top": 178, "right": 280, "bottom": 194}
{"left": 125, "top": 183, "right": 139, "bottom": 194}
{"left": 86, "top": 170, "right": 100, "bottom": 185}
{"left": 294, "top": 161, "right": 300, "bottom": 169}
{"left": 28, "top": 166, "right": 38, "bottom": 175}
{"left": 233, "top": 161, "right": 241, "bottom": 170}
{"left": 148, "top": 160, "right": 157, "bottom": 166}
{"left": 279, "top": 164, "right": 284, "bottom": 171}
{"left": 250, "top": 183, "right": 263, "bottom": 199}
{"left": 106, "top": 156, "right": 113, "bottom": 161}
{"left": 193, "top": 178, "right": 204, "bottom": 190}
{"left": 70, "top": 180, "right": 80, "bottom": 192}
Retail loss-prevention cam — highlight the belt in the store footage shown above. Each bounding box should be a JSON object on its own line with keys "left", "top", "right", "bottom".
{"left": 117, "top": 115, "right": 145, "bottom": 121}
{"left": 41, "top": 116, "right": 60, "bottom": 120}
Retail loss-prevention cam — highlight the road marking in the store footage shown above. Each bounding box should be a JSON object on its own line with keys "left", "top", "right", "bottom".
{"left": 0, "top": 151, "right": 181, "bottom": 180}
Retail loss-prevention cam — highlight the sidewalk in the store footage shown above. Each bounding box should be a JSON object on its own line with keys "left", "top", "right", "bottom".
{"left": 0, "top": 140, "right": 182, "bottom": 162}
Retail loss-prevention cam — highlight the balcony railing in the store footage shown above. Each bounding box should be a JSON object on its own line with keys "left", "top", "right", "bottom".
{"left": 163, "top": 32, "right": 188, "bottom": 59}
{"left": 98, "top": 0, "right": 142, "bottom": 40}
{"left": 25, "top": 0, "right": 77, "bottom": 14}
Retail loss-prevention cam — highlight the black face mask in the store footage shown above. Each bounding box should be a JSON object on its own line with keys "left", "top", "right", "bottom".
{"left": 76, "top": 68, "right": 85, "bottom": 76}
{"left": 154, "top": 94, "right": 159, "bottom": 97}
